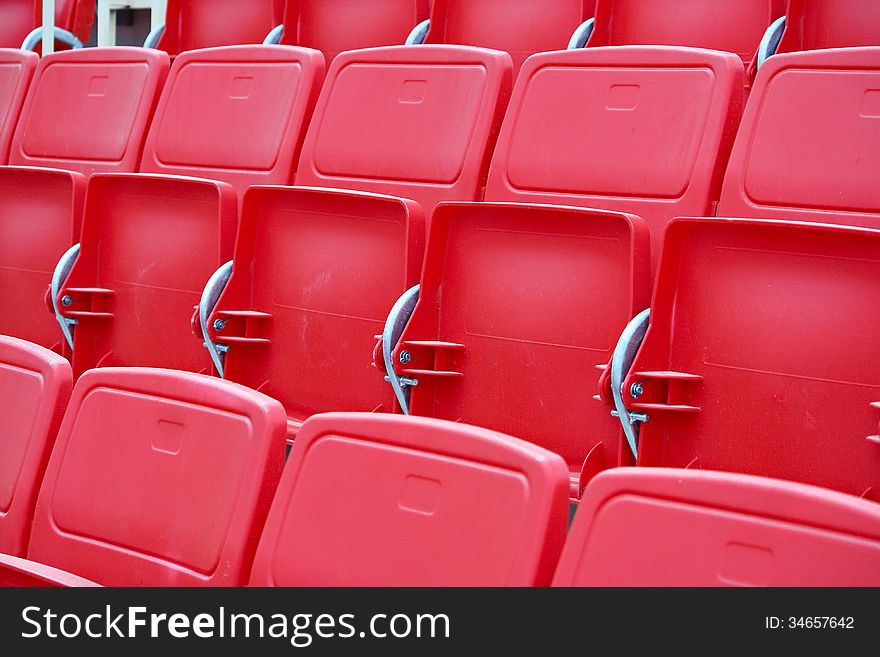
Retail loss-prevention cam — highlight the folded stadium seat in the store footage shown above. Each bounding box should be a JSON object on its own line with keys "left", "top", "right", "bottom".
{"left": 721, "top": 47, "right": 880, "bottom": 229}
{"left": 485, "top": 46, "right": 743, "bottom": 275}
{"left": 378, "top": 47, "right": 742, "bottom": 499}
{"left": 54, "top": 174, "right": 236, "bottom": 378}
{"left": 0, "top": 336, "right": 72, "bottom": 558}
{"left": 139, "top": 45, "right": 325, "bottom": 203}
{"left": 415, "top": 0, "right": 595, "bottom": 73}
{"left": 0, "top": 49, "right": 37, "bottom": 163}
{"left": 0, "top": 0, "right": 95, "bottom": 51}
{"left": 752, "top": 0, "right": 880, "bottom": 79}
{"left": 153, "top": 0, "right": 285, "bottom": 57}
{"left": 200, "top": 45, "right": 511, "bottom": 440}
{"left": 0, "top": 48, "right": 168, "bottom": 354}
{"left": 278, "top": 0, "right": 430, "bottom": 65}
{"left": 250, "top": 413, "right": 569, "bottom": 586}
{"left": 582, "top": 0, "right": 785, "bottom": 77}
{"left": 554, "top": 468, "right": 880, "bottom": 586}
{"left": 295, "top": 45, "right": 512, "bottom": 216}
{"left": 0, "top": 367, "right": 287, "bottom": 587}
{"left": 609, "top": 218, "right": 880, "bottom": 501}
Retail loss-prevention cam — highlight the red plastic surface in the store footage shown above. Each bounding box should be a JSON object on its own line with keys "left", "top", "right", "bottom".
{"left": 0, "top": 1, "right": 95, "bottom": 49}
{"left": 296, "top": 45, "right": 512, "bottom": 217}
{"left": 424, "top": 0, "right": 595, "bottom": 73}
{"left": 721, "top": 48, "right": 880, "bottom": 229}
{"left": 0, "top": 554, "right": 98, "bottom": 587}
{"left": 0, "top": 336, "right": 72, "bottom": 557}
{"left": 623, "top": 218, "right": 880, "bottom": 500}
{"left": 208, "top": 186, "right": 424, "bottom": 440}
{"left": 27, "top": 367, "right": 287, "bottom": 586}
{"left": 391, "top": 202, "right": 649, "bottom": 496}
{"left": 486, "top": 46, "right": 743, "bottom": 274}
{"left": 777, "top": 0, "right": 880, "bottom": 54}
{"left": 140, "top": 45, "right": 324, "bottom": 203}
{"left": 57, "top": 174, "right": 237, "bottom": 378}
{"left": 280, "top": 0, "right": 430, "bottom": 65}
{"left": 10, "top": 47, "right": 170, "bottom": 176}
{"left": 250, "top": 413, "right": 569, "bottom": 586}
{"left": 157, "top": 0, "right": 285, "bottom": 57}
{"left": 0, "top": 49, "right": 37, "bottom": 164}
{"left": 555, "top": 468, "right": 880, "bottom": 586}
{"left": 0, "top": 166, "right": 84, "bottom": 351}
{"left": 587, "top": 0, "right": 785, "bottom": 68}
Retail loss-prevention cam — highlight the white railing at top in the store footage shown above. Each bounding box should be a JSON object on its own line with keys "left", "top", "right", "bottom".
{"left": 42, "top": 0, "right": 56, "bottom": 54}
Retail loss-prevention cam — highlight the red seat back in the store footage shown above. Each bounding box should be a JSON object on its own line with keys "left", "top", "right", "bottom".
{"left": 392, "top": 202, "right": 649, "bottom": 497}
{"left": 424, "top": 0, "right": 595, "bottom": 73}
{"left": 295, "top": 45, "right": 513, "bottom": 217}
{"left": 206, "top": 187, "right": 424, "bottom": 440}
{"left": 587, "top": 0, "right": 784, "bottom": 69}
{"left": 280, "top": 0, "right": 429, "bottom": 65}
{"left": 0, "top": 49, "right": 37, "bottom": 163}
{"left": 721, "top": 48, "right": 880, "bottom": 229}
{"left": 0, "top": 48, "right": 167, "bottom": 352}
{"left": 250, "top": 413, "right": 569, "bottom": 586}
{"left": 622, "top": 218, "right": 880, "bottom": 500}
{"left": 555, "top": 468, "right": 880, "bottom": 586}
{"left": 157, "top": 0, "right": 285, "bottom": 57}
{"left": 0, "top": 336, "right": 72, "bottom": 557}
{"left": 777, "top": 0, "right": 880, "bottom": 54}
{"left": 486, "top": 46, "right": 743, "bottom": 274}
{"left": 140, "top": 45, "right": 325, "bottom": 202}
{"left": 56, "top": 174, "right": 237, "bottom": 377}
{"left": 10, "top": 47, "right": 170, "bottom": 176}
{"left": 0, "top": 0, "right": 94, "bottom": 48}
{"left": 27, "top": 367, "right": 287, "bottom": 586}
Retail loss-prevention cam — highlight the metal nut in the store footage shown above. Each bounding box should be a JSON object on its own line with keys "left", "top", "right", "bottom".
{"left": 213, "top": 319, "right": 227, "bottom": 332}
{"left": 630, "top": 383, "right": 644, "bottom": 399}
{"left": 61, "top": 295, "right": 73, "bottom": 307}
{"left": 399, "top": 350, "right": 412, "bottom": 364}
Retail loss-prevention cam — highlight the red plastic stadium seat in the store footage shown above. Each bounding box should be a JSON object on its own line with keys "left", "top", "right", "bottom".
{"left": 0, "top": 0, "right": 94, "bottom": 49}
{"left": 485, "top": 46, "right": 743, "bottom": 275}
{"left": 0, "top": 367, "right": 287, "bottom": 587}
{"left": 250, "top": 413, "right": 569, "bottom": 586}
{"left": 422, "top": 0, "right": 595, "bottom": 73}
{"left": 386, "top": 203, "right": 648, "bottom": 499}
{"left": 0, "top": 48, "right": 168, "bottom": 352}
{"left": 296, "top": 45, "right": 512, "bottom": 217}
{"left": 279, "top": 0, "right": 430, "bottom": 65}
{"left": 776, "top": 0, "right": 880, "bottom": 55}
{"left": 54, "top": 174, "right": 236, "bottom": 378}
{"left": 139, "top": 45, "right": 325, "bottom": 202}
{"left": 721, "top": 48, "right": 880, "bottom": 229}
{"left": 586, "top": 0, "right": 785, "bottom": 70}
{"left": 617, "top": 218, "right": 880, "bottom": 500}
{"left": 9, "top": 47, "right": 169, "bottom": 175}
{"left": 203, "top": 187, "right": 424, "bottom": 441}
{"left": 554, "top": 468, "right": 880, "bottom": 586}
{"left": 0, "top": 336, "right": 72, "bottom": 558}
{"left": 157, "top": 0, "right": 285, "bottom": 57}
{"left": 0, "top": 49, "right": 37, "bottom": 164}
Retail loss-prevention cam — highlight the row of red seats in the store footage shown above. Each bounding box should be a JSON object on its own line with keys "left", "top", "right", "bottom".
{"left": 2, "top": 335, "right": 878, "bottom": 586}
{"left": 0, "top": 42, "right": 878, "bottom": 502}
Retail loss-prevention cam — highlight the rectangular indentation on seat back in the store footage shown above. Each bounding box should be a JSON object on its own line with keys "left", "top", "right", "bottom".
{"left": 0, "top": 363, "right": 44, "bottom": 513}
{"left": 48, "top": 386, "right": 255, "bottom": 575}
{"left": 700, "top": 246, "right": 880, "bottom": 386}
{"left": 96, "top": 182, "right": 222, "bottom": 292}
{"left": 267, "top": 208, "right": 405, "bottom": 322}
{"left": 505, "top": 65, "right": 715, "bottom": 199}
{"left": 20, "top": 62, "right": 150, "bottom": 162}
{"left": 459, "top": 228, "right": 630, "bottom": 351}
{"left": 267, "top": 435, "right": 530, "bottom": 586}
{"left": 743, "top": 69, "right": 880, "bottom": 215}
{"left": 311, "top": 63, "right": 489, "bottom": 184}
{"left": 154, "top": 62, "right": 303, "bottom": 171}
